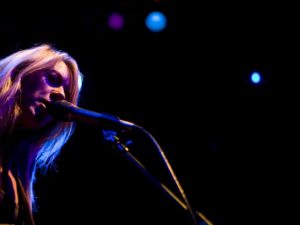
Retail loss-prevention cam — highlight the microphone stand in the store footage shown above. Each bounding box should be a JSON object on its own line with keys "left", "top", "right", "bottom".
{"left": 103, "top": 129, "right": 213, "bottom": 225}
{"left": 45, "top": 100, "right": 213, "bottom": 224}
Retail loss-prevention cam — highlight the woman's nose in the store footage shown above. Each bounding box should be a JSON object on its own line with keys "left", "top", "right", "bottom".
{"left": 50, "top": 86, "right": 65, "bottom": 102}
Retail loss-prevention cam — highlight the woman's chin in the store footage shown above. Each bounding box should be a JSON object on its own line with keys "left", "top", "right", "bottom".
{"left": 17, "top": 113, "right": 53, "bottom": 130}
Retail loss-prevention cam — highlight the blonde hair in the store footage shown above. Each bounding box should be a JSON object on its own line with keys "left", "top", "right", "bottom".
{"left": 0, "top": 43, "right": 83, "bottom": 208}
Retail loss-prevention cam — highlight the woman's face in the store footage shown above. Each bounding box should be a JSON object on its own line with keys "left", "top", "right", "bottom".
{"left": 17, "top": 61, "right": 71, "bottom": 130}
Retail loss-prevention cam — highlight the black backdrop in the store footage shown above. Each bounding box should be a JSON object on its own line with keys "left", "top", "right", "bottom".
{"left": 1, "top": 1, "right": 299, "bottom": 225}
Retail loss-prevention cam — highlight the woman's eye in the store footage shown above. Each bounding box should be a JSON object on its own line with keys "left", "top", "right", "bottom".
{"left": 47, "top": 72, "right": 62, "bottom": 86}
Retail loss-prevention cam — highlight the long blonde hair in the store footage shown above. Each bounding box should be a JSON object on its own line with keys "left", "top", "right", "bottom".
{"left": 0, "top": 43, "right": 83, "bottom": 208}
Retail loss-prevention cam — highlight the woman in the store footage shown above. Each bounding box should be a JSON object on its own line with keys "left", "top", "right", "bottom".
{"left": 0, "top": 43, "right": 83, "bottom": 224}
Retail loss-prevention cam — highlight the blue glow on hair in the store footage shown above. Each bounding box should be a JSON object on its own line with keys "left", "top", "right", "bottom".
{"left": 78, "top": 72, "right": 83, "bottom": 91}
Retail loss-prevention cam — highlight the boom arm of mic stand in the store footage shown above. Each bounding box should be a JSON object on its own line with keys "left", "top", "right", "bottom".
{"left": 106, "top": 133, "right": 213, "bottom": 225}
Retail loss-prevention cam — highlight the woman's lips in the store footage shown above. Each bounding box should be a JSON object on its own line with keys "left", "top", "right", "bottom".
{"left": 35, "top": 102, "right": 49, "bottom": 121}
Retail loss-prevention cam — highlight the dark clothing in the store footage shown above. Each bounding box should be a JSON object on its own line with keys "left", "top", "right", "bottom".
{"left": 0, "top": 170, "right": 35, "bottom": 225}
{"left": 0, "top": 131, "right": 36, "bottom": 225}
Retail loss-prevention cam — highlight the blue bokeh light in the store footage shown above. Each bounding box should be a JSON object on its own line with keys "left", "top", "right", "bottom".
{"left": 251, "top": 72, "right": 261, "bottom": 84}
{"left": 145, "top": 11, "right": 167, "bottom": 32}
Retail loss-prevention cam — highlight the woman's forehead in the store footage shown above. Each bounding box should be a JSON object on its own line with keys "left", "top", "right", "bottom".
{"left": 53, "top": 61, "right": 70, "bottom": 80}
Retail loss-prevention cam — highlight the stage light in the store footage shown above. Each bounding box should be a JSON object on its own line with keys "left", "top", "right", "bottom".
{"left": 107, "top": 12, "right": 125, "bottom": 31}
{"left": 145, "top": 11, "right": 167, "bottom": 32}
{"left": 251, "top": 72, "right": 261, "bottom": 84}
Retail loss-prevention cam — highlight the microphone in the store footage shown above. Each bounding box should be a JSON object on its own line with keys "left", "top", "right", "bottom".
{"left": 45, "top": 100, "right": 135, "bottom": 129}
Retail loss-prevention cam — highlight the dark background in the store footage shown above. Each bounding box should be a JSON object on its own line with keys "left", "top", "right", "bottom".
{"left": 1, "top": 1, "right": 299, "bottom": 224}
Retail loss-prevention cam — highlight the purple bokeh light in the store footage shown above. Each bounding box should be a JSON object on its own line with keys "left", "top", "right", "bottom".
{"left": 107, "top": 12, "right": 124, "bottom": 31}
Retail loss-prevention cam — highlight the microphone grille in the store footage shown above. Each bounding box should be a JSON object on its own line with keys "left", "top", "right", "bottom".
{"left": 46, "top": 100, "right": 75, "bottom": 121}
